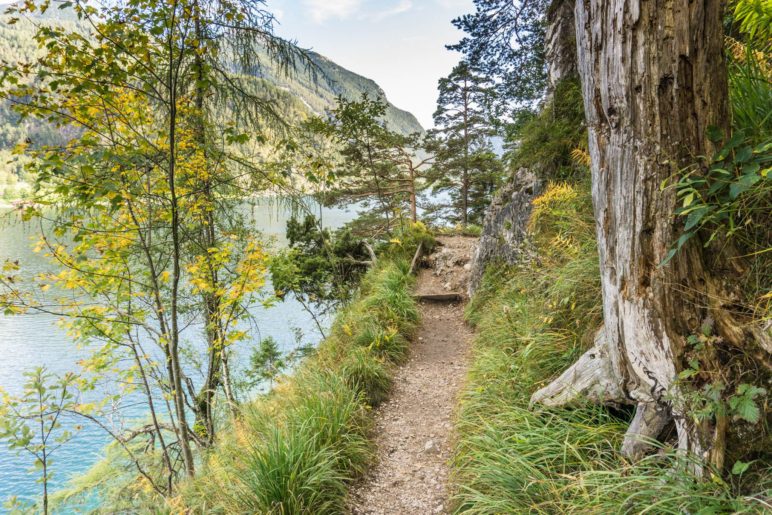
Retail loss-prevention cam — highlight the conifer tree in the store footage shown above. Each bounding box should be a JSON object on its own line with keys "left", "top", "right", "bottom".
{"left": 448, "top": 0, "right": 550, "bottom": 115}
{"left": 428, "top": 62, "right": 502, "bottom": 226}
{"left": 312, "top": 95, "right": 428, "bottom": 234}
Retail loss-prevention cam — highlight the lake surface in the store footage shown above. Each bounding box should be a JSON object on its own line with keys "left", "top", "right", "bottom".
{"left": 0, "top": 199, "right": 357, "bottom": 510}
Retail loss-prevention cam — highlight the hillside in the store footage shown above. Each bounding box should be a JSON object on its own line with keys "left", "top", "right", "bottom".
{"left": 254, "top": 49, "right": 423, "bottom": 136}
{"left": 0, "top": 7, "right": 423, "bottom": 200}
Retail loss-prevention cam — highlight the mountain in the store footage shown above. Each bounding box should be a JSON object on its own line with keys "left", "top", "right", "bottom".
{"left": 0, "top": 7, "right": 423, "bottom": 199}
{"left": 254, "top": 49, "right": 424, "bottom": 136}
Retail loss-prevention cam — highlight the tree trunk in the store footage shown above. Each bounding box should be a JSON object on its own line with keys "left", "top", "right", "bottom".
{"left": 462, "top": 77, "right": 470, "bottom": 227}
{"left": 532, "top": 0, "right": 766, "bottom": 475}
{"left": 409, "top": 165, "right": 417, "bottom": 223}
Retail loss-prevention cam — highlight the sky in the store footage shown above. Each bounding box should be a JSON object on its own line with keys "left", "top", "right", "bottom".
{"left": 267, "top": 0, "right": 475, "bottom": 129}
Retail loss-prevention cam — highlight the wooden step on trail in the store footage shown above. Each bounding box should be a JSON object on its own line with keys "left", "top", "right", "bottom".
{"left": 413, "top": 292, "right": 464, "bottom": 302}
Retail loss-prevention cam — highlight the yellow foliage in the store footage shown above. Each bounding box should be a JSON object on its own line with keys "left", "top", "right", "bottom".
{"left": 570, "top": 148, "right": 591, "bottom": 167}
{"left": 725, "top": 36, "right": 770, "bottom": 76}
{"left": 531, "top": 181, "right": 579, "bottom": 209}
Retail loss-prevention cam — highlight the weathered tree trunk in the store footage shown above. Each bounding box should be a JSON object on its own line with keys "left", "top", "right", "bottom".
{"left": 532, "top": 0, "right": 769, "bottom": 474}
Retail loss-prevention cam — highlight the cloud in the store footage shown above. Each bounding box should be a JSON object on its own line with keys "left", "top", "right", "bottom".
{"left": 303, "top": 0, "right": 362, "bottom": 23}
{"left": 433, "top": 0, "right": 472, "bottom": 8}
{"left": 302, "top": 0, "right": 415, "bottom": 24}
{"left": 368, "top": 0, "right": 413, "bottom": 21}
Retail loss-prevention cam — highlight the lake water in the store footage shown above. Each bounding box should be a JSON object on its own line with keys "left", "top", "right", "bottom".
{"left": 0, "top": 199, "right": 357, "bottom": 510}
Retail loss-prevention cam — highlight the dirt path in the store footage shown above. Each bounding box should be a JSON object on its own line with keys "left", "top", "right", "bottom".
{"left": 350, "top": 236, "right": 476, "bottom": 515}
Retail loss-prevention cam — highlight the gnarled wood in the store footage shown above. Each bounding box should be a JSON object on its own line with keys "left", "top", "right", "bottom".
{"left": 531, "top": 328, "right": 625, "bottom": 406}
{"left": 622, "top": 402, "right": 671, "bottom": 458}
{"left": 531, "top": 0, "right": 769, "bottom": 475}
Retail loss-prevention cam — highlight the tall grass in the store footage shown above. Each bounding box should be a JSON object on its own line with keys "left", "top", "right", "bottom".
{"left": 453, "top": 182, "right": 772, "bottom": 513}
{"left": 181, "top": 256, "right": 420, "bottom": 513}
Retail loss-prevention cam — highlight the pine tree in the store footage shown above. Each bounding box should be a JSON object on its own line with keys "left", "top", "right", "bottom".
{"left": 311, "top": 95, "right": 428, "bottom": 234}
{"left": 448, "top": 0, "right": 550, "bottom": 116}
{"left": 428, "top": 62, "right": 502, "bottom": 226}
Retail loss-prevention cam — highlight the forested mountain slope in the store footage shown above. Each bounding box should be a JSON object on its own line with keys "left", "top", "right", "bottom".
{"left": 0, "top": 5, "right": 422, "bottom": 199}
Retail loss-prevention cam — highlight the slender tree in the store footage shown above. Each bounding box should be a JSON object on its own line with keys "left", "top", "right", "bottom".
{"left": 0, "top": 0, "right": 298, "bottom": 491}
{"left": 0, "top": 368, "right": 78, "bottom": 515}
{"left": 311, "top": 95, "right": 428, "bottom": 234}
{"left": 429, "top": 62, "right": 501, "bottom": 226}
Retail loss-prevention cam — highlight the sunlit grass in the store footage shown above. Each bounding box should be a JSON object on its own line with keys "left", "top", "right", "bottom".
{"left": 181, "top": 256, "right": 421, "bottom": 513}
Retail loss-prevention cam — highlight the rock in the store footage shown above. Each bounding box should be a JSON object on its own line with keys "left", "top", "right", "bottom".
{"left": 544, "top": 0, "right": 578, "bottom": 102}
{"left": 468, "top": 168, "right": 543, "bottom": 295}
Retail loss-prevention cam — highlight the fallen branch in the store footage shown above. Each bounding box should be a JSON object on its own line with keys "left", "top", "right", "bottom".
{"left": 364, "top": 243, "right": 378, "bottom": 266}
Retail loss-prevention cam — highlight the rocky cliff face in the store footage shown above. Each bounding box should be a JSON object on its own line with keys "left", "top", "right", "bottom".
{"left": 545, "top": 0, "right": 578, "bottom": 101}
{"left": 469, "top": 0, "right": 577, "bottom": 293}
{"left": 468, "top": 169, "right": 543, "bottom": 294}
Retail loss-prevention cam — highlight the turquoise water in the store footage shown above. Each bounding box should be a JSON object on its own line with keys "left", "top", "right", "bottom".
{"left": 0, "top": 200, "right": 357, "bottom": 509}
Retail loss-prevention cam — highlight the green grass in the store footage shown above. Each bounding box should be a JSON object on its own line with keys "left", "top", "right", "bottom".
{"left": 181, "top": 254, "right": 421, "bottom": 513}
{"left": 453, "top": 181, "right": 772, "bottom": 514}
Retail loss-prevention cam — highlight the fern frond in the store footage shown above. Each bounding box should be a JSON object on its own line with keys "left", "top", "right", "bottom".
{"left": 570, "top": 148, "right": 591, "bottom": 167}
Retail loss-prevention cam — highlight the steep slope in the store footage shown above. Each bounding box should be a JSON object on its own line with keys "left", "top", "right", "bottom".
{"left": 254, "top": 49, "right": 423, "bottom": 136}
{"left": 0, "top": 7, "right": 423, "bottom": 194}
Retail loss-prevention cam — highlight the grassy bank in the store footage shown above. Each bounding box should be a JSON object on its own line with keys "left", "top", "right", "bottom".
{"left": 179, "top": 232, "right": 431, "bottom": 513}
{"left": 452, "top": 182, "right": 771, "bottom": 514}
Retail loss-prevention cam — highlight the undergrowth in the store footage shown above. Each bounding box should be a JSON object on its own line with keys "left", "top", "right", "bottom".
{"left": 453, "top": 181, "right": 772, "bottom": 514}
{"left": 505, "top": 78, "right": 587, "bottom": 180}
{"left": 179, "top": 238, "right": 425, "bottom": 513}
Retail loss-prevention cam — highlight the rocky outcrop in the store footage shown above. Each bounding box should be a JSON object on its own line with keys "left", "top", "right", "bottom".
{"left": 469, "top": 0, "right": 577, "bottom": 295}
{"left": 545, "top": 0, "right": 578, "bottom": 102}
{"left": 468, "top": 169, "right": 543, "bottom": 294}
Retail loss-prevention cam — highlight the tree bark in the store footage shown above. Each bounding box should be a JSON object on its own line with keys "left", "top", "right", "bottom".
{"left": 532, "top": 0, "right": 768, "bottom": 475}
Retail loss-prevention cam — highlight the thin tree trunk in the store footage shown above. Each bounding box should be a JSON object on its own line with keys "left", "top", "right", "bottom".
{"left": 40, "top": 394, "right": 48, "bottom": 515}
{"left": 167, "top": 9, "right": 196, "bottom": 476}
{"left": 409, "top": 165, "right": 417, "bottom": 223}
{"left": 462, "top": 78, "right": 470, "bottom": 227}
{"left": 532, "top": 0, "right": 767, "bottom": 475}
{"left": 190, "top": 7, "right": 230, "bottom": 444}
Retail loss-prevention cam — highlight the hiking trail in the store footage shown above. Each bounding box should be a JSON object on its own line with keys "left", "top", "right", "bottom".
{"left": 350, "top": 236, "right": 477, "bottom": 515}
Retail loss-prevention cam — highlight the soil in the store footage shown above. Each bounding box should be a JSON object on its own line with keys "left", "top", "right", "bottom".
{"left": 349, "top": 236, "right": 477, "bottom": 515}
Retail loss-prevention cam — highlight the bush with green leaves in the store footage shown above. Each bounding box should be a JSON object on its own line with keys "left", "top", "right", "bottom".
{"left": 0, "top": 368, "right": 80, "bottom": 515}
{"left": 271, "top": 215, "right": 371, "bottom": 337}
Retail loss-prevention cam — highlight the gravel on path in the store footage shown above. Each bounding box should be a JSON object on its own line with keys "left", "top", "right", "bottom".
{"left": 349, "top": 236, "right": 476, "bottom": 515}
